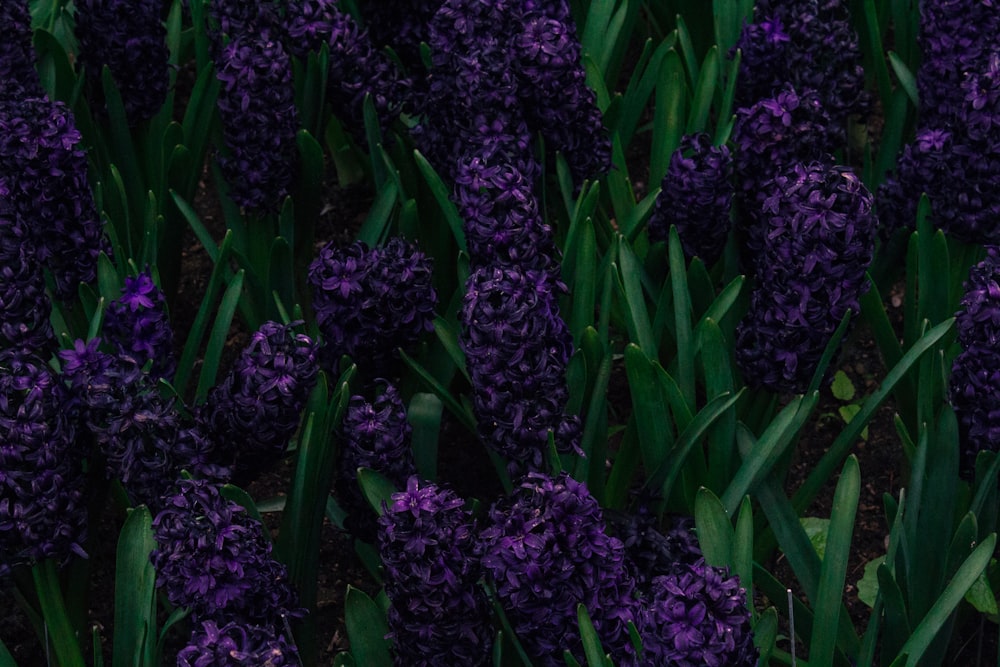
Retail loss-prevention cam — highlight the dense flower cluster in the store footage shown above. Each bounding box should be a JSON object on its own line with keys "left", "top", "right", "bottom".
{"left": 609, "top": 511, "right": 703, "bottom": 591}
{"left": 308, "top": 237, "right": 437, "bottom": 378}
{"left": 638, "top": 559, "right": 757, "bottom": 666}
{"left": 0, "top": 200, "right": 55, "bottom": 355}
{"left": 59, "top": 340, "right": 219, "bottom": 509}
{"left": 73, "top": 0, "right": 170, "bottom": 125}
{"left": 151, "top": 477, "right": 302, "bottom": 626}
{"left": 0, "top": 96, "right": 106, "bottom": 301}
{"left": 336, "top": 382, "right": 417, "bottom": 542}
{"left": 735, "top": 162, "right": 877, "bottom": 393}
{"left": 198, "top": 321, "right": 319, "bottom": 485}
{"left": 214, "top": 30, "right": 300, "bottom": 212}
{"left": 648, "top": 133, "right": 734, "bottom": 267}
{"left": 360, "top": 0, "right": 439, "bottom": 69}
{"left": 460, "top": 266, "right": 580, "bottom": 472}
{"left": 0, "top": 352, "right": 87, "bottom": 577}
{"left": 0, "top": 0, "right": 45, "bottom": 100}
{"left": 950, "top": 247, "right": 1000, "bottom": 476}
{"left": 177, "top": 620, "right": 299, "bottom": 667}
{"left": 102, "top": 270, "right": 175, "bottom": 380}
{"left": 205, "top": 0, "right": 282, "bottom": 56}
{"left": 733, "top": 0, "right": 868, "bottom": 124}
{"left": 478, "top": 472, "right": 638, "bottom": 666}
{"left": 378, "top": 477, "right": 493, "bottom": 667}
{"left": 284, "top": 0, "right": 410, "bottom": 137}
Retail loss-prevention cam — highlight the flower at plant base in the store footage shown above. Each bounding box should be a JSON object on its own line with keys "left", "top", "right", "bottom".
{"left": 647, "top": 133, "right": 734, "bottom": 267}
{"left": 151, "top": 477, "right": 303, "bottom": 626}
{"left": 0, "top": 200, "right": 55, "bottom": 355}
{"left": 214, "top": 30, "right": 299, "bottom": 213}
{"left": 178, "top": 620, "right": 300, "bottom": 667}
{"left": 460, "top": 266, "right": 581, "bottom": 474}
{"left": 0, "top": 351, "right": 88, "bottom": 577}
{"left": 478, "top": 472, "right": 639, "bottom": 666}
{"left": 0, "top": 0, "right": 45, "bottom": 101}
{"left": 335, "top": 382, "right": 417, "bottom": 542}
{"left": 637, "top": 559, "right": 757, "bottom": 667}
{"left": 102, "top": 269, "right": 176, "bottom": 380}
{"left": 0, "top": 96, "right": 106, "bottom": 301}
{"left": 197, "top": 321, "right": 319, "bottom": 486}
{"left": 283, "top": 0, "right": 410, "bottom": 139}
{"left": 377, "top": 477, "right": 493, "bottom": 667}
{"left": 308, "top": 237, "right": 437, "bottom": 379}
{"left": 733, "top": 0, "right": 868, "bottom": 125}
{"left": 731, "top": 87, "right": 841, "bottom": 264}
{"left": 735, "top": 162, "right": 877, "bottom": 393}
{"left": 72, "top": 0, "right": 170, "bottom": 125}
{"left": 59, "top": 340, "right": 222, "bottom": 510}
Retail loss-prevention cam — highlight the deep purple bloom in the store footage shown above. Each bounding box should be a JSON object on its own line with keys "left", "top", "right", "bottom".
{"left": 478, "top": 472, "right": 638, "bottom": 666}
{"left": 73, "top": 0, "right": 170, "bottom": 125}
{"left": 609, "top": 511, "right": 703, "bottom": 592}
{"left": 102, "top": 269, "right": 175, "bottom": 379}
{"left": 0, "top": 0, "right": 45, "bottom": 100}
{"left": 460, "top": 266, "right": 581, "bottom": 473}
{"left": 59, "top": 341, "right": 221, "bottom": 509}
{"left": 956, "top": 247, "right": 1000, "bottom": 349}
{"left": 214, "top": 30, "right": 300, "bottom": 212}
{"left": 205, "top": 0, "right": 282, "bottom": 56}
{"left": 336, "top": 382, "right": 417, "bottom": 542}
{"left": 359, "top": 0, "right": 439, "bottom": 69}
{"left": 735, "top": 163, "right": 877, "bottom": 393}
{"left": 308, "top": 237, "right": 437, "bottom": 379}
{"left": 0, "top": 199, "right": 55, "bottom": 355}
{"left": 197, "top": 321, "right": 319, "bottom": 485}
{"left": 648, "top": 133, "right": 734, "bottom": 267}
{"left": 637, "top": 559, "right": 757, "bottom": 667}
{"left": 0, "top": 96, "right": 106, "bottom": 301}
{"left": 377, "top": 477, "right": 493, "bottom": 667}
{"left": 151, "top": 477, "right": 303, "bottom": 625}
{"left": 733, "top": 0, "right": 868, "bottom": 124}
{"left": 177, "top": 620, "right": 300, "bottom": 667}
{"left": 0, "top": 351, "right": 87, "bottom": 577}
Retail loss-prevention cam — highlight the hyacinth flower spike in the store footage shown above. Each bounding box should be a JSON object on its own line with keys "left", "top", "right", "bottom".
{"left": 102, "top": 268, "right": 176, "bottom": 380}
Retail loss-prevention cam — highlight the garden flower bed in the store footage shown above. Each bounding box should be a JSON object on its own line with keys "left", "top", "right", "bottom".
{"left": 3, "top": 0, "right": 1000, "bottom": 665}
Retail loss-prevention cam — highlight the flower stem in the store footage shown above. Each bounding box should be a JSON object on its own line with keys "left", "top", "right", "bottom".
{"left": 31, "top": 559, "right": 85, "bottom": 667}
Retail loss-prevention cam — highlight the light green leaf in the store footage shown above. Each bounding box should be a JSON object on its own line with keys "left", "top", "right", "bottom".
{"left": 801, "top": 517, "right": 830, "bottom": 560}
{"left": 831, "top": 371, "right": 856, "bottom": 401}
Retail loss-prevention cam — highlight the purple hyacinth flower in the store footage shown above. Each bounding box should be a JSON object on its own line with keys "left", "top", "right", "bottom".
{"left": 59, "top": 340, "right": 221, "bottom": 509}
{"left": 73, "top": 0, "right": 170, "bottom": 125}
{"left": 378, "top": 477, "right": 493, "bottom": 667}
{"left": 214, "top": 30, "right": 300, "bottom": 213}
{"left": 0, "top": 199, "right": 56, "bottom": 355}
{"left": 197, "top": 321, "right": 319, "bottom": 485}
{"left": 336, "top": 382, "right": 417, "bottom": 542}
{"left": 359, "top": 0, "right": 439, "bottom": 69}
{"left": 609, "top": 510, "right": 704, "bottom": 592}
{"left": 735, "top": 162, "right": 877, "bottom": 393}
{"left": 0, "top": 351, "right": 88, "bottom": 577}
{"left": 178, "top": 620, "right": 300, "bottom": 667}
{"left": 638, "top": 559, "right": 757, "bottom": 667}
{"left": 0, "top": 96, "right": 106, "bottom": 301}
{"left": 102, "top": 269, "right": 176, "bottom": 380}
{"left": 205, "top": 0, "right": 282, "bottom": 57}
{"left": 308, "top": 237, "right": 437, "bottom": 379}
{"left": 0, "top": 0, "right": 45, "bottom": 100}
{"left": 151, "top": 477, "right": 303, "bottom": 625}
{"left": 478, "top": 472, "right": 639, "bottom": 666}
{"left": 460, "top": 266, "right": 581, "bottom": 474}
{"left": 956, "top": 247, "right": 1000, "bottom": 349}
{"left": 648, "top": 133, "right": 734, "bottom": 267}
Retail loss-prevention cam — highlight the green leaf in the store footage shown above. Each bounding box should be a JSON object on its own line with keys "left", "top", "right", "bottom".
{"left": 409, "top": 393, "right": 443, "bottom": 481}
{"left": 964, "top": 570, "right": 998, "bottom": 616}
{"left": 831, "top": 370, "right": 856, "bottom": 401}
{"left": 357, "top": 468, "right": 399, "bottom": 516}
{"left": 856, "top": 556, "right": 885, "bottom": 608}
{"left": 616, "top": 239, "right": 657, "bottom": 356}
{"left": 113, "top": 506, "right": 157, "bottom": 667}
{"left": 32, "top": 559, "right": 85, "bottom": 667}
{"left": 414, "top": 150, "right": 467, "bottom": 252}
{"left": 888, "top": 50, "right": 919, "bottom": 108}
{"left": 694, "top": 487, "right": 733, "bottom": 568}
{"left": 194, "top": 269, "right": 244, "bottom": 404}
{"left": 344, "top": 586, "right": 392, "bottom": 667}
{"left": 668, "top": 226, "right": 695, "bottom": 407}
{"left": 801, "top": 517, "right": 830, "bottom": 560}
{"left": 686, "top": 46, "right": 719, "bottom": 134}
{"left": 651, "top": 49, "right": 686, "bottom": 186}
{"left": 0, "top": 636, "right": 15, "bottom": 667}
{"left": 576, "top": 605, "right": 608, "bottom": 667}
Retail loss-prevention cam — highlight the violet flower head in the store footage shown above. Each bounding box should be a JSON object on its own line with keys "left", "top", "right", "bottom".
{"left": 214, "top": 30, "right": 300, "bottom": 213}
{"left": 359, "top": 0, "right": 439, "bottom": 68}
{"left": 638, "top": 559, "right": 757, "bottom": 667}
{"left": 609, "top": 511, "right": 703, "bottom": 592}
{"left": 198, "top": 321, "right": 319, "bottom": 485}
{"left": 73, "top": 0, "right": 170, "bottom": 125}
{"left": 0, "top": 0, "right": 45, "bottom": 100}
{"left": 102, "top": 270, "right": 175, "bottom": 379}
{"left": 0, "top": 96, "right": 106, "bottom": 301}
{"left": 336, "top": 382, "right": 417, "bottom": 542}
{"left": 378, "top": 477, "right": 493, "bottom": 667}
{"left": 478, "top": 472, "right": 638, "bottom": 666}
{"left": 308, "top": 237, "right": 437, "bottom": 379}
{"left": 648, "top": 133, "right": 734, "bottom": 267}
{"left": 205, "top": 0, "right": 282, "bottom": 56}
{"left": 956, "top": 247, "right": 1000, "bottom": 349}
{"left": 177, "top": 620, "right": 300, "bottom": 667}
{"left": 735, "top": 163, "right": 877, "bottom": 393}
{"left": 0, "top": 351, "right": 88, "bottom": 577}
{"left": 0, "top": 200, "right": 55, "bottom": 355}
{"left": 460, "top": 266, "right": 581, "bottom": 474}
{"left": 151, "top": 477, "right": 303, "bottom": 625}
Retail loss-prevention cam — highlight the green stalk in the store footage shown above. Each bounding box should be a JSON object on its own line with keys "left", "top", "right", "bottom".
{"left": 32, "top": 559, "right": 85, "bottom": 667}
